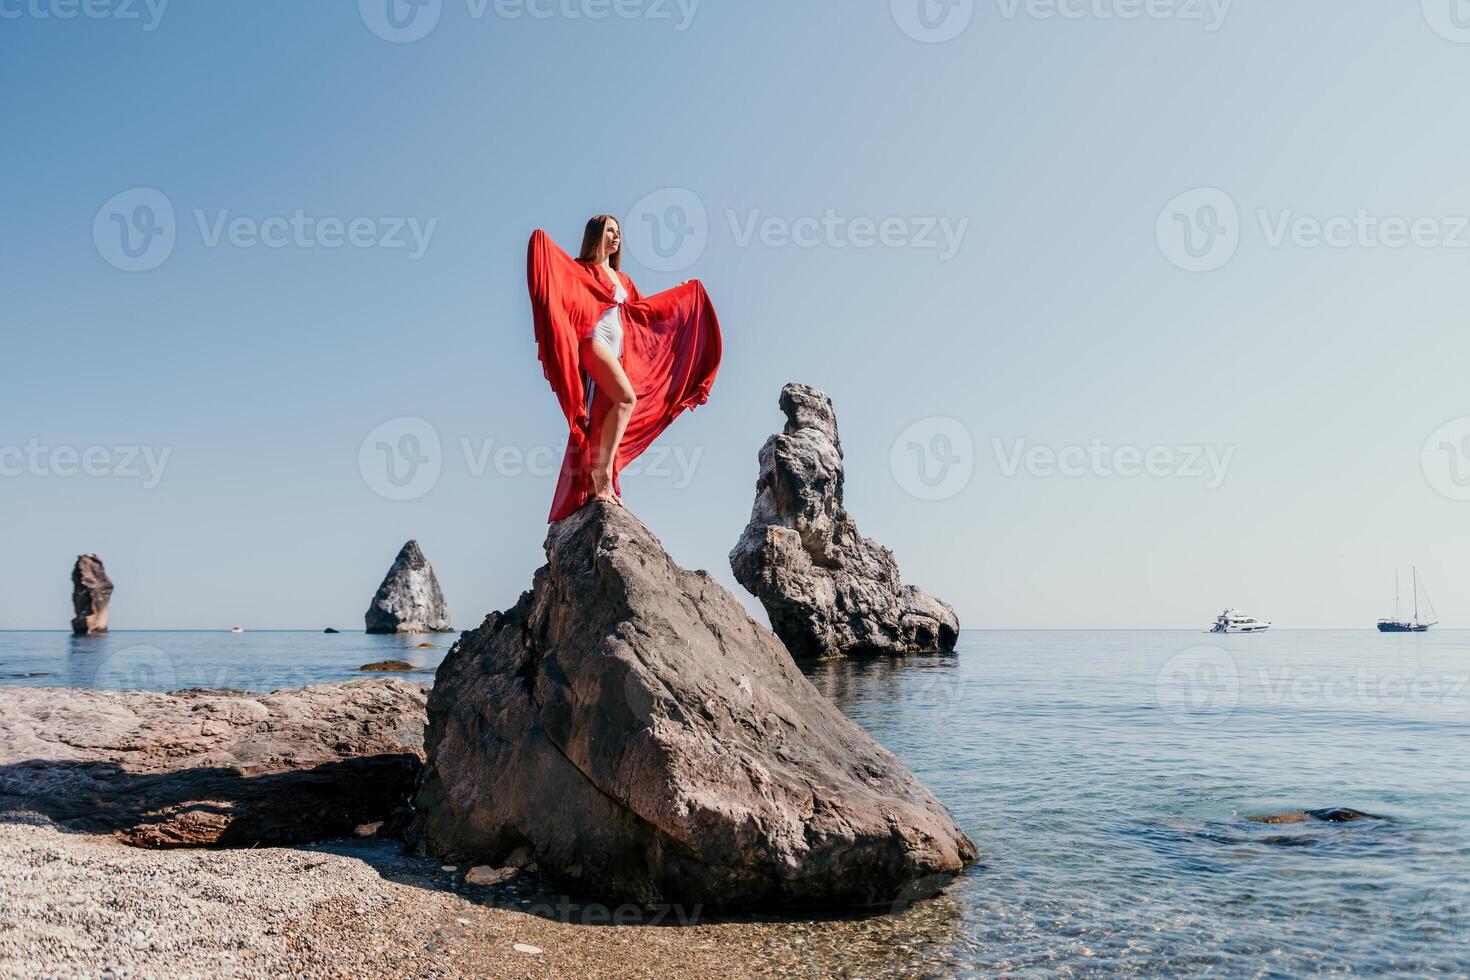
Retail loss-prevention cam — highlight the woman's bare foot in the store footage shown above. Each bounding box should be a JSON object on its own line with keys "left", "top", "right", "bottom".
{"left": 591, "top": 472, "right": 619, "bottom": 505}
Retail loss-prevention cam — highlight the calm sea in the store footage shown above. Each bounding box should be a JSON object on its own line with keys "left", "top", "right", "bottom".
{"left": 2, "top": 628, "right": 1467, "bottom": 975}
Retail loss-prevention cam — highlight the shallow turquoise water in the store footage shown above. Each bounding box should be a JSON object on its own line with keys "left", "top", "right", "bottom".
{"left": 3, "top": 628, "right": 1467, "bottom": 975}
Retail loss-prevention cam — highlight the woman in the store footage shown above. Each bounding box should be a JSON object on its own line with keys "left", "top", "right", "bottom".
{"left": 527, "top": 216, "right": 722, "bottom": 522}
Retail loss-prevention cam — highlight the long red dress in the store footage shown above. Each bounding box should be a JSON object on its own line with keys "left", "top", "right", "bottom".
{"left": 527, "top": 230, "right": 722, "bottom": 522}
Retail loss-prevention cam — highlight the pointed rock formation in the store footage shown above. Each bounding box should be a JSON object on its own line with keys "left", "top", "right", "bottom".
{"left": 411, "top": 502, "right": 976, "bottom": 910}
{"left": 70, "top": 554, "right": 113, "bottom": 636}
{"left": 365, "top": 541, "right": 453, "bottom": 634}
{"left": 730, "top": 384, "right": 960, "bottom": 659}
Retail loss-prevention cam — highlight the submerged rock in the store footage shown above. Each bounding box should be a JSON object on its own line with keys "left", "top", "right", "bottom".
{"left": 70, "top": 554, "right": 114, "bottom": 636}
{"left": 0, "top": 679, "right": 426, "bottom": 847}
{"left": 358, "top": 660, "right": 416, "bottom": 673}
{"left": 730, "top": 384, "right": 960, "bottom": 658}
{"left": 411, "top": 501, "right": 976, "bottom": 910}
{"left": 365, "top": 540, "right": 453, "bottom": 635}
{"left": 1250, "top": 807, "right": 1385, "bottom": 825}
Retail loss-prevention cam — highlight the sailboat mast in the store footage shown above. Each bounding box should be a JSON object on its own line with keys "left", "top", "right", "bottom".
{"left": 1395, "top": 569, "right": 1401, "bottom": 621}
{"left": 1413, "top": 566, "right": 1420, "bottom": 625}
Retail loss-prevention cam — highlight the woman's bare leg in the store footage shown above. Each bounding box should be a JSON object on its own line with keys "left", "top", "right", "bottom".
{"left": 580, "top": 337, "right": 636, "bottom": 502}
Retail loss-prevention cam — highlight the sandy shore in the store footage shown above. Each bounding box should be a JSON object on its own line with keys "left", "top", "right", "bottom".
{"left": 0, "top": 813, "right": 975, "bottom": 979}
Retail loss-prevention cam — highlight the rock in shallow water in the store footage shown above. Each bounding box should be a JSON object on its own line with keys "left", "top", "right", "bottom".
{"left": 411, "top": 501, "right": 976, "bottom": 910}
{"left": 70, "top": 554, "right": 114, "bottom": 636}
{"left": 1249, "top": 807, "right": 1384, "bottom": 825}
{"left": 365, "top": 540, "right": 453, "bottom": 635}
{"left": 0, "top": 679, "right": 426, "bottom": 847}
{"left": 730, "top": 384, "right": 959, "bottom": 659}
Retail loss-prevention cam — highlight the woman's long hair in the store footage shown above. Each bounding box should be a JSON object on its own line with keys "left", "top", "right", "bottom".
{"left": 577, "top": 214, "right": 622, "bottom": 271}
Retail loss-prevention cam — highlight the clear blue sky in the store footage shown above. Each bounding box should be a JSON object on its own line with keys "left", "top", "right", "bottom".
{"left": 5, "top": 1, "right": 1470, "bottom": 629}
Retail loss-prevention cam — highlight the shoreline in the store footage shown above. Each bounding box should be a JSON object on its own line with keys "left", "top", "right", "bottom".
{"left": 0, "top": 814, "right": 974, "bottom": 979}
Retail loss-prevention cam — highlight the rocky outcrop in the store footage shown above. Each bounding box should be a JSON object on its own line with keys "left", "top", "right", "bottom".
{"left": 0, "top": 680, "right": 427, "bottom": 847}
{"left": 411, "top": 502, "right": 976, "bottom": 910}
{"left": 365, "top": 540, "right": 453, "bottom": 634}
{"left": 730, "top": 384, "right": 960, "bottom": 659}
{"left": 70, "top": 554, "right": 113, "bottom": 636}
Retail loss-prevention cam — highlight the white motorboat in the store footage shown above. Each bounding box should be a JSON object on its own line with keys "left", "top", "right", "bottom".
{"left": 1205, "top": 609, "right": 1271, "bottom": 633}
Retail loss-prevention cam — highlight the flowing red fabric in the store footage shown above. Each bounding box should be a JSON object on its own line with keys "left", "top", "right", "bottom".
{"left": 527, "top": 229, "right": 722, "bottom": 523}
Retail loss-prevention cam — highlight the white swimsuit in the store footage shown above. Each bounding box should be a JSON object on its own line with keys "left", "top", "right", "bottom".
{"left": 589, "top": 276, "right": 628, "bottom": 359}
{"left": 583, "top": 272, "right": 628, "bottom": 422}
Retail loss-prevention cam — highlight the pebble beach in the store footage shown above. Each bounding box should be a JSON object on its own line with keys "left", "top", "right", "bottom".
{"left": 0, "top": 814, "right": 972, "bottom": 979}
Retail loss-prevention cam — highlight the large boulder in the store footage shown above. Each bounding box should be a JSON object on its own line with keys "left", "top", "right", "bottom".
{"left": 365, "top": 540, "right": 453, "bottom": 634}
{"left": 730, "top": 384, "right": 960, "bottom": 659}
{"left": 0, "top": 679, "right": 426, "bottom": 847}
{"left": 411, "top": 502, "right": 976, "bottom": 910}
{"left": 70, "top": 554, "right": 113, "bottom": 636}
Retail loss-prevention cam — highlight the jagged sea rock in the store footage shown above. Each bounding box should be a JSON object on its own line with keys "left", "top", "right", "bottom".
{"left": 410, "top": 502, "right": 976, "bottom": 910}
{"left": 70, "top": 554, "right": 114, "bottom": 636}
{"left": 365, "top": 540, "right": 453, "bottom": 634}
{"left": 0, "top": 679, "right": 427, "bottom": 847}
{"left": 730, "top": 384, "right": 960, "bottom": 659}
